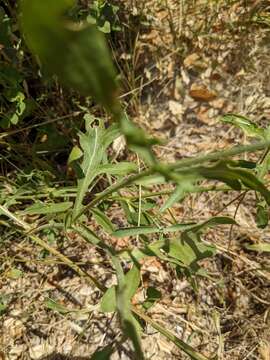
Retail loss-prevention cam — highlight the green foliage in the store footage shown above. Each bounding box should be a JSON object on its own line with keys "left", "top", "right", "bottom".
{"left": 1, "top": 2, "right": 270, "bottom": 359}
{"left": 87, "top": 1, "right": 120, "bottom": 33}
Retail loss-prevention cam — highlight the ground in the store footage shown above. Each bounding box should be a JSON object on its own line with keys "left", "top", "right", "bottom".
{"left": 1, "top": 1, "right": 270, "bottom": 359}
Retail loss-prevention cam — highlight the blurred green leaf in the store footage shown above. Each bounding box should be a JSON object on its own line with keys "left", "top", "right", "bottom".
{"left": 256, "top": 203, "right": 269, "bottom": 229}
{"left": 142, "top": 287, "right": 161, "bottom": 310}
{"left": 160, "top": 180, "right": 195, "bottom": 212}
{"left": 120, "top": 114, "right": 160, "bottom": 165}
{"left": 97, "top": 162, "right": 137, "bottom": 176}
{"left": 244, "top": 242, "right": 270, "bottom": 252}
{"left": 194, "top": 161, "right": 270, "bottom": 205}
{"left": 100, "top": 286, "right": 116, "bottom": 313}
{"left": 20, "top": 0, "right": 121, "bottom": 116}
{"left": 6, "top": 268, "right": 23, "bottom": 279}
{"left": 90, "top": 345, "right": 114, "bottom": 360}
{"left": 45, "top": 298, "right": 71, "bottom": 314}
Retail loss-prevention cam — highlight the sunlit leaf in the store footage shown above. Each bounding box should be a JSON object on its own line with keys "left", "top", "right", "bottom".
{"left": 72, "top": 124, "right": 120, "bottom": 219}
{"left": 245, "top": 242, "right": 270, "bottom": 252}
{"left": 221, "top": 114, "right": 265, "bottom": 139}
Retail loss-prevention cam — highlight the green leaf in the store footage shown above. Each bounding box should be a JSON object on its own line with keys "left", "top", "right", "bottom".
{"left": 193, "top": 161, "right": 270, "bottom": 205}
{"left": 111, "top": 257, "right": 144, "bottom": 359}
{"left": 97, "top": 162, "right": 137, "bottom": 176}
{"left": 100, "top": 286, "right": 116, "bottom": 313}
{"left": 244, "top": 242, "right": 270, "bottom": 252}
{"left": 100, "top": 264, "right": 140, "bottom": 313}
{"left": 165, "top": 234, "right": 216, "bottom": 267}
{"left": 45, "top": 298, "right": 71, "bottom": 314}
{"left": 142, "top": 287, "right": 162, "bottom": 310}
{"left": 20, "top": 0, "right": 121, "bottom": 116}
{"left": 68, "top": 145, "right": 83, "bottom": 165}
{"left": 91, "top": 208, "right": 115, "bottom": 234}
{"left": 6, "top": 268, "right": 23, "bottom": 279}
{"left": 256, "top": 203, "right": 269, "bottom": 229}
{"left": 221, "top": 114, "right": 265, "bottom": 139}
{"left": 72, "top": 124, "right": 120, "bottom": 219}
{"left": 160, "top": 180, "right": 195, "bottom": 212}
{"left": 120, "top": 114, "right": 160, "bottom": 165}
{"left": 113, "top": 217, "right": 233, "bottom": 238}
{"left": 90, "top": 345, "right": 114, "bottom": 360}
{"left": 23, "top": 202, "right": 73, "bottom": 215}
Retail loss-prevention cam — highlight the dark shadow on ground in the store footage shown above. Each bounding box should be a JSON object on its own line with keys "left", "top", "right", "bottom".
{"left": 41, "top": 355, "right": 90, "bottom": 360}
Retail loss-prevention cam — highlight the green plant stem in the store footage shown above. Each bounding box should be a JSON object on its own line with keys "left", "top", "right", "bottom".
{"left": 74, "top": 139, "right": 270, "bottom": 221}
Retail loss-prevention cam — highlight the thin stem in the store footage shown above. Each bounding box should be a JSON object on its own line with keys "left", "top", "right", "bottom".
{"left": 74, "top": 139, "right": 270, "bottom": 222}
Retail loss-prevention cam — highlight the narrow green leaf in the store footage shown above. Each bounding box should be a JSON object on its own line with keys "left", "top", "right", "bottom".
{"left": 109, "top": 257, "right": 144, "bottom": 358}
{"left": 113, "top": 217, "right": 233, "bottom": 238}
{"left": 97, "top": 162, "right": 137, "bottom": 176}
{"left": 245, "top": 242, "right": 270, "bottom": 252}
{"left": 221, "top": 114, "right": 265, "bottom": 139}
{"left": 91, "top": 208, "right": 115, "bottom": 234}
{"left": 45, "top": 298, "right": 71, "bottom": 314}
{"left": 24, "top": 202, "right": 73, "bottom": 215}
{"left": 195, "top": 161, "right": 270, "bottom": 205}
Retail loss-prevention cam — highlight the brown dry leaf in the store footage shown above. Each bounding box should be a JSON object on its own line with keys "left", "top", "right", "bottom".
{"left": 168, "top": 100, "right": 184, "bottom": 118}
{"left": 259, "top": 341, "right": 270, "bottom": 360}
{"left": 183, "top": 53, "right": 200, "bottom": 68}
{"left": 189, "top": 83, "right": 217, "bottom": 102}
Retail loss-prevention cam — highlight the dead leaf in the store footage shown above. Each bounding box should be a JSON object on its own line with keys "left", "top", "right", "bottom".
{"left": 183, "top": 53, "right": 200, "bottom": 68}
{"left": 259, "top": 341, "right": 270, "bottom": 360}
{"left": 189, "top": 83, "right": 217, "bottom": 102}
{"left": 168, "top": 100, "right": 184, "bottom": 118}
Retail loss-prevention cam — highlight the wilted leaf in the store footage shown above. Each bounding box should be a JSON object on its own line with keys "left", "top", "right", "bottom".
{"left": 189, "top": 84, "right": 217, "bottom": 102}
